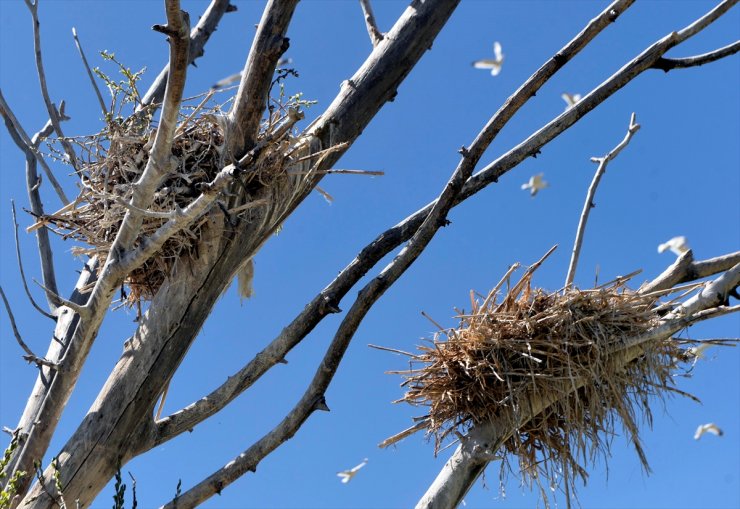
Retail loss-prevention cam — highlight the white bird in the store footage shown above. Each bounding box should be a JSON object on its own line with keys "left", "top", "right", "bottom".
{"left": 687, "top": 342, "right": 713, "bottom": 360}
{"left": 561, "top": 92, "right": 582, "bottom": 110}
{"left": 694, "top": 423, "right": 723, "bottom": 440}
{"left": 521, "top": 173, "right": 549, "bottom": 197}
{"left": 211, "top": 58, "right": 293, "bottom": 90}
{"left": 473, "top": 42, "right": 504, "bottom": 76}
{"left": 337, "top": 458, "right": 368, "bottom": 484}
{"left": 658, "top": 236, "right": 690, "bottom": 256}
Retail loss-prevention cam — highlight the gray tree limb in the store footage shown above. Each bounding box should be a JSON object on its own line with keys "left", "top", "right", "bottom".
{"left": 226, "top": 0, "right": 298, "bottom": 158}
{"left": 653, "top": 40, "right": 740, "bottom": 71}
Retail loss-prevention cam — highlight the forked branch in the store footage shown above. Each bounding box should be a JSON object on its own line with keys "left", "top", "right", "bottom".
{"left": 565, "top": 112, "right": 640, "bottom": 288}
{"left": 359, "top": 0, "right": 384, "bottom": 47}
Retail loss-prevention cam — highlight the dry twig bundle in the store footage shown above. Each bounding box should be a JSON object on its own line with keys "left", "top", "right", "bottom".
{"left": 389, "top": 263, "right": 697, "bottom": 500}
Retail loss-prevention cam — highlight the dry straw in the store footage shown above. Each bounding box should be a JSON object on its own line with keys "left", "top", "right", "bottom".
{"left": 386, "top": 254, "right": 698, "bottom": 500}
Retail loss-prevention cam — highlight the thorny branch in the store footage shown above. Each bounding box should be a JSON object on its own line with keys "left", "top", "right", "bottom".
{"left": 565, "top": 112, "right": 641, "bottom": 288}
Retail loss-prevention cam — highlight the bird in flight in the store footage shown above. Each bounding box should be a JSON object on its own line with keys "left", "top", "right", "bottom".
{"left": 561, "top": 92, "right": 582, "bottom": 110}
{"left": 337, "top": 458, "right": 368, "bottom": 484}
{"left": 211, "top": 57, "right": 293, "bottom": 90}
{"left": 694, "top": 423, "right": 723, "bottom": 440}
{"left": 473, "top": 42, "right": 504, "bottom": 76}
{"left": 658, "top": 236, "right": 690, "bottom": 256}
{"left": 521, "top": 173, "right": 549, "bottom": 197}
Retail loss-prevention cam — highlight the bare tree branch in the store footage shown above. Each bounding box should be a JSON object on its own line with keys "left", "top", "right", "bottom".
{"left": 9, "top": 3, "right": 191, "bottom": 503}
{"left": 10, "top": 201, "right": 55, "bottom": 320}
{"left": 149, "top": 0, "right": 636, "bottom": 448}
{"left": 641, "top": 250, "right": 740, "bottom": 295}
{"left": 140, "top": 0, "right": 237, "bottom": 110}
{"left": 359, "top": 0, "right": 384, "bottom": 47}
{"left": 23, "top": 0, "right": 79, "bottom": 172}
{"left": 0, "top": 89, "right": 69, "bottom": 205}
{"left": 161, "top": 125, "right": 475, "bottom": 509}
{"left": 227, "top": 0, "right": 298, "bottom": 158}
{"left": 71, "top": 27, "right": 107, "bottom": 117}
{"left": 653, "top": 40, "right": 740, "bottom": 71}
{"left": 0, "top": 286, "right": 56, "bottom": 368}
{"left": 565, "top": 112, "right": 640, "bottom": 288}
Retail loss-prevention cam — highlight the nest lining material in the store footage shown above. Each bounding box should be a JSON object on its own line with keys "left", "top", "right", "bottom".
{"left": 36, "top": 96, "right": 317, "bottom": 304}
{"left": 389, "top": 265, "right": 693, "bottom": 500}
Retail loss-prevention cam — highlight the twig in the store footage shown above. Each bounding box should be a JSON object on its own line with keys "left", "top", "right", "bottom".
{"left": 653, "top": 40, "right": 740, "bottom": 71}
{"left": 359, "top": 0, "right": 384, "bottom": 47}
{"left": 0, "top": 285, "right": 56, "bottom": 368}
{"left": 227, "top": 0, "right": 299, "bottom": 157}
{"left": 32, "top": 279, "right": 88, "bottom": 318}
{"left": 24, "top": 0, "right": 79, "bottom": 172}
{"left": 0, "top": 89, "right": 69, "bottom": 205}
{"left": 140, "top": 0, "right": 237, "bottom": 110}
{"left": 71, "top": 27, "right": 107, "bottom": 117}
{"left": 565, "top": 113, "right": 640, "bottom": 288}
{"left": 11, "top": 201, "right": 55, "bottom": 320}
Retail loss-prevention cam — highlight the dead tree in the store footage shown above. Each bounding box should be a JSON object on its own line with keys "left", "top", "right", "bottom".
{"left": 0, "top": 1, "right": 737, "bottom": 508}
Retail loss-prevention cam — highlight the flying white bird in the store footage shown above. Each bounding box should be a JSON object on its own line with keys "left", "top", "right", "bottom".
{"left": 337, "top": 458, "right": 368, "bottom": 484}
{"left": 561, "top": 92, "right": 582, "bottom": 110}
{"left": 687, "top": 342, "right": 713, "bottom": 360}
{"left": 211, "top": 58, "right": 293, "bottom": 90}
{"left": 658, "top": 236, "right": 690, "bottom": 256}
{"left": 473, "top": 42, "right": 504, "bottom": 76}
{"left": 694, "top": 423, "right": 723, "bottom": 440}
{"left": 521, "top": 173, "right": 549, "bottom": 197}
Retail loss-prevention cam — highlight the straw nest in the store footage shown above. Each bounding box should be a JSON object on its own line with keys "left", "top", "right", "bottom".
{"left": 387, "top": 263, "right": 695, "bottom": 500}
{"left": 38, "top": 90, "right": 319, "bottom": 304}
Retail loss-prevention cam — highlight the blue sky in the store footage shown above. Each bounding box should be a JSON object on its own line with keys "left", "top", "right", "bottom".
{"left": 1, "top": 1, "right": 738, "bottom": 508}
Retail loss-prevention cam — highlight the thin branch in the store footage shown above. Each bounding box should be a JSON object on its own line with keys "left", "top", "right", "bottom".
{"left": 32, "top": 279, "right": 88, "bottom": 318}
{"left": 0, "top": 89, "right": 69, "bottom": 205}
{"left": 565, "top": 112, "right": 640, "bottom": 288}
{"left": 150, "top": 0, "right": 636, "bottom": 446}
{"left": 140, "top": 0, "right": 237, "bottom": 110}
{"left": 71, "top": 27, "right": 107, "bottom": 117}
{"left": 359, "top": 0, "right": 384, "bottom": 47}
{"left": 28, "top": 120, "right": 60, "bottom": 313}
{"left": 653, "top": 40, "right": 740, "bottom": 71}
{"left": 24, "top": 0, "right": 79, "bottom": 172}
{"left": 227, "top": 0, "right": 298, "bottom": 157}
{"left": 0, "top": 285, "right": 56, "bottom": 369}
{"left": 11, "top": 201, "right": 55, "bottom": 320}
{"left": 161, "top": 124, "right": 475, "bottom": 509}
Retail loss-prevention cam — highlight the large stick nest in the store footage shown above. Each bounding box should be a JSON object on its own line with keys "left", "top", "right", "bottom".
{"left": 389, "top": 264, "right": 696, "bottom": 501}
{"left": 38, "top": 91, "right": 318, "bottom": 304}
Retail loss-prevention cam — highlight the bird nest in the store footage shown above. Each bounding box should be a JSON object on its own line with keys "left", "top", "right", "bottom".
{"left": 387, "top": 264, "right": 694, "bottom": 502}
{"left": 36, "top": 92, "right": 316, "bottom": 304}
